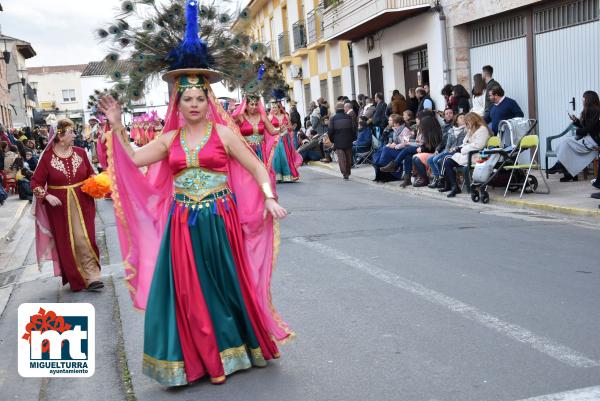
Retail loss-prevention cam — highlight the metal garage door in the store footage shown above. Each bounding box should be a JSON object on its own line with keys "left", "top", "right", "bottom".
{"left": 534, "top": 0, "right": 600, "bottom": 165}
{"left": 469, "top": 14, "right": 529, "bottom": 118}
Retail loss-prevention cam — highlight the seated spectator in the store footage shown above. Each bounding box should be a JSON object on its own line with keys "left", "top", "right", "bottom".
{"left": 452, "top": 84, "right": 471, "bottom": 114}
{"left": 380, "top": 111, "right": 441, "bottom": 188}
{"left": 371, "top": 112, "right": 414, "bottom": 180}
{"left": 298, "top": 124, "right": 324, "bottom": 164}
{"left": 441, "top": 112, "right": 491, "bottom": 197}
{"left": 353, "top": 118, "right": 373, "bottom": 155}
{"left": 13, "top": 158, "right": 33, "bottom": 202}
{"left": 0, "top": 141, "right": 7, "bottom": 170}
{"left": 485, "top": 86, "right": 524, "bottom": 135}
{"left": 24, "top": 150, "right": 38, "bottom": 171}
{"left": 548, "top": 90, "right": 600, "bottom": 183}
{"left": 411, "top": 114, "right": 444, "bottom": 187}
{"left": 3, "top": 144, "right": 20, "bottom": 180}
{"left": 427, "top": 113, "right": 466, "bottom": 188}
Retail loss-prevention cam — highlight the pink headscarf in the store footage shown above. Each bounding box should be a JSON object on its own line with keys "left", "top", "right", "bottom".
{"left": 104, "top": 78, "right": 292, "bottom": 341}
{"left": 33, "top": 127, "right": 61, "bottom": 277}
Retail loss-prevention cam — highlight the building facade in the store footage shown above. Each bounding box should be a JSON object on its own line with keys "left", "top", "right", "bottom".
{"left": 240, "top": 0, "right": 353, "bottom": 116}
{"left": 28, "top": 64, "right": 87, "bottom": 124}
{"left": 0, "top": 35, "right": 36, "bottom": 128}
{"left": 322, "top": 0, "right": 600, "bottom": 166}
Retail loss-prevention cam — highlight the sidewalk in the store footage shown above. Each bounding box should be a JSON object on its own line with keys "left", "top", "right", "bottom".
{"left": 308, "top": 161, "right": 600, "bottom": 218}
{"left": 0, "top": 195, "right": 30, "bottom": 241}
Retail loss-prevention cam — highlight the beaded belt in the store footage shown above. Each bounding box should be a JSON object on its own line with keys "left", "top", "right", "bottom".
{"left": 244, "top": 134, "right": 264, "bottom": 145}
{"left": 173, "top": 188, "right": 232, "bottom": 207}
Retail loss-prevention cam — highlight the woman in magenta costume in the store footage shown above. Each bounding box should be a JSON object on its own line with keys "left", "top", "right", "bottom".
{"left": 31, "top": 118, "right": 103, "bottom": 292}
{"left": 98, "top": 0, "right": 293, "bottom": 387}
{"left": 232, "top": 95, "right": 280, "bottom": 191}
{"left": 269, "top": 98, "right": 302, "bottom": 182}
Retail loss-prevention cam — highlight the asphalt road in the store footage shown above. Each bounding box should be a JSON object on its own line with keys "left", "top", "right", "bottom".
{"left": 2, "top": 166, "right": 599, "bottom": 401}
{"left": 108, "top": 167, "right": 600, "bottom": 401}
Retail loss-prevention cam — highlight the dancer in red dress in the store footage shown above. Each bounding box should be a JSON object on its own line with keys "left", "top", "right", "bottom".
{"left": 31, "top": 118, "right": 103, "bottom": 291}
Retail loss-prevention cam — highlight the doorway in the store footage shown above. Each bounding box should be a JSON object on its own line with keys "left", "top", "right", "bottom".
{"left": 368, "top": 56, "right": 384, "bottom": 97}
{"left": 403, "top": 46, "right": 429, "bottom": 97}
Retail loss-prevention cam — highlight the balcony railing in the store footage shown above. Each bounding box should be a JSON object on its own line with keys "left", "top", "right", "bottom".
{"left": 278, "top": 31, "right": 290, "bottom": 58}
{"left": 292, "top": 21, "right": 307, "bottom": 51}
{"left": 322, "top": 0, "right": 430, "bottom": 40}
{"left": 306, "top": 6, "right": 324, "bottom": 44}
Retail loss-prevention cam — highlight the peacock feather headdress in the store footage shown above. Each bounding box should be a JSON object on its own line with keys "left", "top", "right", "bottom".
{"left": 96, "top": 0, "right": 274, "bottom": 100}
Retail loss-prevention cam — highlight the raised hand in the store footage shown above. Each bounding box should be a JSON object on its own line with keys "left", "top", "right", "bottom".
{"left": 98, "top": 95, "right": 123, "bottom": 128}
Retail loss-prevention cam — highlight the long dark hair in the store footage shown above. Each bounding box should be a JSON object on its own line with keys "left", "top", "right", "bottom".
{"left": 453, "top": 84, "right": 469, "bottom": 99}
{"left": 582, "top": 90, "right": 600, "bottom": 122}
{"left": 418, "top": 116, "right": 442, "bottom": 148}
{"left": 472, "top": 73, "right": 486, "bottom": 96}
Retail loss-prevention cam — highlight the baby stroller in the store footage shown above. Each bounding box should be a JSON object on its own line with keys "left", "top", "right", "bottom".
{"left": 469, "top": 119, "right": 538, "bottom": 204}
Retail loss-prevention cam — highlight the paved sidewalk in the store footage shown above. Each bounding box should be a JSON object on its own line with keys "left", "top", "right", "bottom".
{"left": 309, "top": 161, "right": 600, "bottom": 218}
{"left": 0, "top": 195, "right": 29, "bottom": 241}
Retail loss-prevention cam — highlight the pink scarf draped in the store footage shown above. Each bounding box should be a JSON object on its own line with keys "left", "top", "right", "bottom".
{"left": 33, "top": 127, "right": 62, "bottom": 277}
{"left": 105, "top": 83, "right": 293, "bottom": 341}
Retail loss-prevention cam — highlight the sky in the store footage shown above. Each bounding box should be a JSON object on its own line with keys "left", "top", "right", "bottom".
{"left": 0, "top": 0, "right": 245, "bottom": 68}
{"left": 1, "top": 0, "right": 125, "bottom": 67}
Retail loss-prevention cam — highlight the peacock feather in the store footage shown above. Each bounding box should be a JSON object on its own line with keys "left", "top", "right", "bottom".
{"left": 96, "top": 0, "right": 285, "bottom": 103}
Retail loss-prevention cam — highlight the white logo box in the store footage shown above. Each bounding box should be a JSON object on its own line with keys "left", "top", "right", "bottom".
{"left": 18, "top": 303, "right": 95, "bottom": 378}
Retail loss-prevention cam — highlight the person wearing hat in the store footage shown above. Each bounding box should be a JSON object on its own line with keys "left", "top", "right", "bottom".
{"left": 98, "top": 0, "right": 293, "bottom": 387}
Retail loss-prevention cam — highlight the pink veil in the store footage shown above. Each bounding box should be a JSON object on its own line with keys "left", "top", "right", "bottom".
{"left": 105, "top": 81, "right": 293, "bottom": 341}
{"left": 33, "top": 127, "right": 61, "bottom": 276}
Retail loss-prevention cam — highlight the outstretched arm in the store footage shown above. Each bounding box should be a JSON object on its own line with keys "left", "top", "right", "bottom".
{"left": 216, "top": 125, "right": 287, "bottom": 220}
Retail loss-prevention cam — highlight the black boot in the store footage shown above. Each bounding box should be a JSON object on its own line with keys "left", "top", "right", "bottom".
{"left": 427, "top": 176, "right": 439, "bottom": 188}
{"left": 546, "top": 162, "right": 564, "bottom": 175}
{"left": 380, "top": 160, "right": 399, "bottom": 173}
{"left": 560, "top": 173, "right": 578, "bottom": 182}
{"left": 400, "top": 173, "right": 412, "bottom": 188}
{"left": 447, "top": 185, "right": 462, "bottom": 197}
{"left": 436, "top": 176, "right": 446, "bottom": 189}
{"left": 439, "top": 178, "right": 451, "bottom": 192}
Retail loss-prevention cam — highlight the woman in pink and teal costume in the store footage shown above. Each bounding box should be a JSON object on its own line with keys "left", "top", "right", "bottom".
{"left": 98, "top": 1, "right": 293, "bottom": 387}
{"left": 269, "top": 97, "right": 302, "bottom": 182}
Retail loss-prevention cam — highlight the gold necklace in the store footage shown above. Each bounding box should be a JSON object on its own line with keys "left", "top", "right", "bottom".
{"left": 53, "top": 145, "right": 73, "bottom": 158}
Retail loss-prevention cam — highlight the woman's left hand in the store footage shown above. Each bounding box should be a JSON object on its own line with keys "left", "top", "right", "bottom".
{"left": 264, "top": 198, "right": 287, "bottom": 220}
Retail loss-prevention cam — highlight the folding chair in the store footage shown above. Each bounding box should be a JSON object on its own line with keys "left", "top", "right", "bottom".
{"left": 503, "top": 135, "right": 550, "bottom": 198}
{"left": 352, "top": 137, "right": 378, "bottom": 168}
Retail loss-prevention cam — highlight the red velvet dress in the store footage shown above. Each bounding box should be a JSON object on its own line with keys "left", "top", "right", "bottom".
{"left": 31, "top": 147, "right": 100, "bottom": 291}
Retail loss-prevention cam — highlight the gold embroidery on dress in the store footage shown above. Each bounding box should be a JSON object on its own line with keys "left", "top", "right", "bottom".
{"left": 50, "top": 154, "right": 68, "bottom": 178}
{"left": 71, "top": 151, "right": 83, "bottom": 175}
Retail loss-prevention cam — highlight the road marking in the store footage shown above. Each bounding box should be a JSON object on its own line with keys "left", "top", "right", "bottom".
{"left": 291, "top": 237, "right": 600, "bottom": 369}
{"left": 515, "top": 386, "right": 600, "bottom": 400}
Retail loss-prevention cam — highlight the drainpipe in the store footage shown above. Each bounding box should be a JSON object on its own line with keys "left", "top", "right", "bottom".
{"left": 348, "top": 42, "right": 356, "bottom": 100}
{"left": 434, "top": 1, "right": 450, "bottom": 85}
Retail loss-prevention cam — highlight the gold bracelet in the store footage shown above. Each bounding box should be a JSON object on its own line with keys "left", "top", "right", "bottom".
{"left": 261, "top": 183, "right": 275, "bottom": 200}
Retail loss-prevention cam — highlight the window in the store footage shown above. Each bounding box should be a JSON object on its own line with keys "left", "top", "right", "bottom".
{"left": 62, "top": 89, "right": 76, "bottom": 102}
{"left": 332, "top": 76, "right": 342, "bottom": 101}
{"left": 534, "top": 0, "right": 599, "bottom": 34}
{"left": 320, "top": 79, "right": 328, "bottom": 103}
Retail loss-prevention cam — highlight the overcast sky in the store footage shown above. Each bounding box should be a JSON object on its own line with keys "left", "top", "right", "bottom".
{"left": 0, "top": 0, "right": 245, "bottom": 68}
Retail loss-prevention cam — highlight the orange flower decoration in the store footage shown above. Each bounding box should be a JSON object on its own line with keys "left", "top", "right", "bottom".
{"left": 82, "top": 172, "right": 112, "bottom": 199}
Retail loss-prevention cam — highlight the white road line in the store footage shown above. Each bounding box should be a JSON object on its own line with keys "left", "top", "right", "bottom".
{"left": 515, "top": 386, "right": 600, "bottom": 400}
{"left": 291, "top": 237, "right": 600, "bottom": 369}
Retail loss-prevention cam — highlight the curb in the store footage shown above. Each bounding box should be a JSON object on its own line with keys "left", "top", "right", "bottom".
{"left": 0, "top": 200, "right": 30, "bottom": 242}
{"left": 306, "top": 162, "right": 600, "bottom": 219}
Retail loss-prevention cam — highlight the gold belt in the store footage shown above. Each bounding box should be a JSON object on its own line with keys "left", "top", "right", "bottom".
{"left": 47, "top": 181, "right": 85, "bottom": 190}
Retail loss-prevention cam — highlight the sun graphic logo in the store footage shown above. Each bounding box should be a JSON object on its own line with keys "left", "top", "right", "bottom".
{"left": 18, "top": 303, "right": 95, "bottom": 377}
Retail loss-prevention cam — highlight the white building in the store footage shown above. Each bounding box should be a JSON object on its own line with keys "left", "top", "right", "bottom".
{"left": 322, "top": 0, "right": 600, "bottom": 166}
{"left": 28, "top": 64, "right": 87, "bottom": 124}
{"left": 1, "top": 34, "right": 36, "bottom": 128}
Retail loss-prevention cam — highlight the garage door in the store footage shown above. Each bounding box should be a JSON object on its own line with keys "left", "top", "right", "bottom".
{"left": 470, "top": 14, "right": 529, "bottom": 118}
{"left": 534, "top": 0, "right": 600, "bottom": 165}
